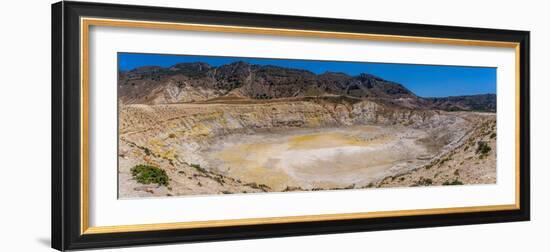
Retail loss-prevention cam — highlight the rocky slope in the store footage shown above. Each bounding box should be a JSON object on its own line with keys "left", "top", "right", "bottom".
{"left": 118, "top": 61, "right": 495, "bottom": 112}
{"left": 117, "top": 61, "right": 496, "bottom": 197}
{"left": 118, "top": 97, "right": 495, "bottom": 197}
{"left": 120, "top": 62, "right": 413, "bottom": 104}
{"left": 377, "top": 114, "right": 496, "bottom": 187}
{"left": 423, "top": 94, "right": 497, "bottom": 112}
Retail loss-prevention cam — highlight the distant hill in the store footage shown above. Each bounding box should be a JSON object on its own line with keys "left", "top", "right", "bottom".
{"left": 118, "top": 61, "right": 496, "bottom": 112}
{"left": 423, "top": 94, "right": 496, "bottom": 112}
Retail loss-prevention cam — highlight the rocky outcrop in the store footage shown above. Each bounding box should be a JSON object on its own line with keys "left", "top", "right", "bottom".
{"left": 119, "top": 98, "right": 438, "bottom": 138}
{"left": 377, "top": 116, "right": 496, "bottom": 187}
{"left": 118, "top": 61, "right": 418, "bottom": 104}
{"left": 119, "top": 61, "right": 496, "bottom": 112}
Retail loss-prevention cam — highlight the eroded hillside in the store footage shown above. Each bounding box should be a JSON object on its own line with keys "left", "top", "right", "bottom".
{"left": 119, "top": 62, "right": 496, "bottom": 112}
{"left": 118, "top": 97, "right": 496, "bottom": 198}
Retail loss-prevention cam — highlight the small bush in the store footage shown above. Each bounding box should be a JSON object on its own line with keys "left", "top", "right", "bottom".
{"left": 244, "top": 182, "right": 271, "bottom": 192}
{"left": 476, "top": 141, "right": 492, "bottom": 159}
{"left": 476, "top": 141, "right": 491, "bottom": 154}
{"left": 168, "top": 133, "right": 176, "bottom": 138}
{"left": 254, "top": 93, "right": 273, "bottom": 100}
{"left": 490, "top": 132, "right": 496, "bottom": 139}
{"left": 131, "top": 164, "right": 169, "bottom": 186}
{"left": 414, "top": 177, "right": 433, "bottom": 186}
{"left": 443, "top": 179, "right": 464, "bottom": 186}
{"left": 143, "top": 147, "right": 152, "bottom": 156}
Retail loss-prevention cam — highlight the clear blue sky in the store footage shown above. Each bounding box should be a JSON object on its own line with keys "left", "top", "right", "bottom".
{"left": 118, "top": 52, "right": 496, "bottom": 98}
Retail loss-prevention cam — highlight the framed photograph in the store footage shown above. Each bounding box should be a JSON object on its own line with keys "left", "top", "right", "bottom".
{"left": 52, "top": 1, "right": 530, "bottom": 250}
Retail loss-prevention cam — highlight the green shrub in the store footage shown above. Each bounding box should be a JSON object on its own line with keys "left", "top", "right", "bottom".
{"left": 254, "top": 93, "right": 272, "bottom": 100}
{"left": 244, "top": 182, "right": 271, "bottom": 192}
{"left": 131, "top": 164, "right": 169, "bottom": 186}
{"left": 476, "top": 141, "right": 492, "bottom": 156}
{"left": 414, "top": 177, "right": 433, "bottom": 186}
{"left": 443, "top": 179, "right": 464, "bottom": 186}
{"left": 143, "top": 147, "right": 152, "bottom": 156}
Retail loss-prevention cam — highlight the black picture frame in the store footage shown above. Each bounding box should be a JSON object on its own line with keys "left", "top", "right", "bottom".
{"left": 52, "top": 1, "right": 530, "bottom": 251}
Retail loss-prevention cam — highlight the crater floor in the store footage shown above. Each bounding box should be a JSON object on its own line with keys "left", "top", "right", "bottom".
{"left": 117, "top": 100, "right": 496, "bottom": 198}
{"left": 205, "top": 126, "right": 432, "bottom": 190}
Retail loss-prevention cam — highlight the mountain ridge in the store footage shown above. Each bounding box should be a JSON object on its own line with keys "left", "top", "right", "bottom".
{"left": 118, "top": 61, "right": 496, "bottom": 112}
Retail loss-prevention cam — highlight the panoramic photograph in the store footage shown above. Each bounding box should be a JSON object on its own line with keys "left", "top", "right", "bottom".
{"left": 117, "top": 52, "right": 497, "bottom": 198}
